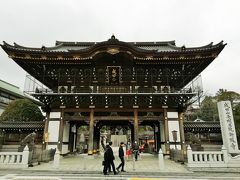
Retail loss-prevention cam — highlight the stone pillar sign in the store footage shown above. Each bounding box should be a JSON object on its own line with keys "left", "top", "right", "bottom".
{"left": 217, "top": 101, "right": 239, "bottom": 153}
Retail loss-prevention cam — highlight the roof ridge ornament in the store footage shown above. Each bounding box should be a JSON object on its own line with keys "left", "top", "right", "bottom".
{"left": 41, "top": 45, "right": 46, "bottom": 51}
{"left": 111, "top": 34, "right": 116, "bottom": 39}
{"left": 108, "top": 34, "right": 119, "bottom": 43}
{"left": 181, "top": 45, "right": 186, "bottom": 51}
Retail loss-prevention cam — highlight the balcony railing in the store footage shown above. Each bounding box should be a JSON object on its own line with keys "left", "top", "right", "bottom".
{"left": 24, "top": 74, "right": 202, "bottom": 95}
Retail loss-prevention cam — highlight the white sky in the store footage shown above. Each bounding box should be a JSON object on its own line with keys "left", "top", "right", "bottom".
{"left": 0, "top": 0, "right": 239, "bottom": 95}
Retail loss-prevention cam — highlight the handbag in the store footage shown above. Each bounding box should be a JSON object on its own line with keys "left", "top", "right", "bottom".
{"left": 102, "top": 160, "right": 105, "bottom": 166}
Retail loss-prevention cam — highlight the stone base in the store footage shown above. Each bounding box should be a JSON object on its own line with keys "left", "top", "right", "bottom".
{"left": 227, "top": 154, "right": 240, "bottom": 167}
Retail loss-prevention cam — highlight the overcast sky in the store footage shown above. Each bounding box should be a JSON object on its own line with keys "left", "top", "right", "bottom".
{"left": 0, "top": 0, "right": 239, "bottom": 95}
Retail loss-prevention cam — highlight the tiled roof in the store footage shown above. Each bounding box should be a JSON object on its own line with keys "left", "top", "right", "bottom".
{"left": 0, "top": 121, "right": 221, "bottom": 133}
{"left": 184, "top": 121, "right": 221, "bottom": 133}
{"left": 1, "top": 37, "right": 225, "bottom": 54}
{"left": 0, "top": 121, "right": 44, "bottom": 130}
{"left": 137, "top": 45, "right": 178, "bottom": 52}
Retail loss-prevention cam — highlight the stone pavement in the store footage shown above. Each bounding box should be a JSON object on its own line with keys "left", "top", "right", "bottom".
{"left": 1, "top": 153, "right": 240, "bottom": 180}
{"left": 27, "top": 153, "right": 189, "bottom": 173}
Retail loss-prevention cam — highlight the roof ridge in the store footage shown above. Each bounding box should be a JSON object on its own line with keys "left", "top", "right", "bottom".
{"left": 130, "top": 41, "right": 176, "bottom": 46}
{"left": 55, "top": 40, "right": 176, "bottom": 46}
{"left": 56, "top": 41, "right": 96, "bottom": 46}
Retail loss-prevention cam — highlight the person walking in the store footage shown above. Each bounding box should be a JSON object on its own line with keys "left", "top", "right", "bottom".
{"left": 116, "top": 142, "right": 126, "bottom": 172}
{"left": 132, "top": 141, "right": 139, "bottom": 161}
{"left": 126, "top": 141, "right": 132, "bottom": 160}
{"left": 103, "top": 144, "right": 110, "bottom": 175}
{"left": 103, "top": 141, "right": 117, "bottom": 175}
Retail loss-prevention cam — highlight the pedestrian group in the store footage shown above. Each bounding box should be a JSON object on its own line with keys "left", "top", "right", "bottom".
{"left": 103, "top": 141, "right": 140, "bottom": 175}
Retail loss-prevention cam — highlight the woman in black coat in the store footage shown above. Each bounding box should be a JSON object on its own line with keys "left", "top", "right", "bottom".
{"left": 103, "top": 142, "right": 117, "bottom": 175}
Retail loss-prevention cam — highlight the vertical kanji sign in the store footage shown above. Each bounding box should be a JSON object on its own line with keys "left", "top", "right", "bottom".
{"left": 218, "top": 101, "right": 239, "bottom": 153}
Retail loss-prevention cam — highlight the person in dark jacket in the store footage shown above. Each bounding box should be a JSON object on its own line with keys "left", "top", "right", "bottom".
{"left": 116, "top": 142, "right": 126, "bottom": 172}
{"left": 103, "top": 144, "right": 110, "bottom": 175}
{"left": 103, "top": 142, "right": 117, "bottom": 175}
{"left": 132, "top": 141, "right": 139, "bottom": 161}
{"left": 101, "top": 139, "right": 111, "bottom": 173}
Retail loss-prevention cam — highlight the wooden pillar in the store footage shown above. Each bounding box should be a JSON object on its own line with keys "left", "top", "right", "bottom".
{"left": 163, "top": 107, "right": 170, "bottom": 154}
{"left": 130, "top": 124, "right": 134, "bottom": 144}
{"left": 88, "top": 108, "right": 94, "bottom": 155}
{"left": 178, "top": 112, "right": 185, "bottom": 150}
{"left": 94, "top": 126, "right": 101, "bottom": 153}
{"left": 93, "top": 126, "right": 98, "bottom": 154}
{"left": 43, "top": 112, "right": 50, "bottom": 150}
{"left": 133, "top": 109, "right": 139, "bottom": 143}
{"left": 75, "top": 123, "right": 80, "bottom": 151}
{"left": 157, "top": 121, "right": 161, "bottom": 152}
{"left": 96, "top": 127, "right": 100, "bottom": 153}
{"left": 58, "top": 109, "right": 65, "bottom": 152}
{"left": 153, "top": 125, "right": 157, "bottom": 152}
{"left": 69, "top": 123, "right": 74, "bottom": 152}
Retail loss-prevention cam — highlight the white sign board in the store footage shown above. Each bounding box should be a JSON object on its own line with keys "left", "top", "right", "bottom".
{"left": 218, "top": 101, "right": 239, "bottom": 153}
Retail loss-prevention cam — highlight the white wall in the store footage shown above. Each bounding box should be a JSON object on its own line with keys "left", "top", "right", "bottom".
{"left": 160, "top": 121, "right": 165, "bottom": 142}
{"left": 62, "top": 144, "right": 69, "bottom": 154}
{"left": 63, "top": 122, "right": 70, "bottom": 142}
{"left": 61, "top": 121, "right": 70, "bottom": 154}
{"left": 48, "top": 121, "right": 60, "bottom": 142}
{"left": 168, "top": 121, "right": 180, "bottom": 142}
{"left": 167, "top": 112, "right": 178, "bottom": 118}
{"left": 49, "top": 112, "right": 61, "bottom": 118}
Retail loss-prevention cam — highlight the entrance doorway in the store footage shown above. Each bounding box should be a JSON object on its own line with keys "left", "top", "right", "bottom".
{"left": 68, "top": 121, "right": 161, "bottom": 155}
{"left": 97, "top": 120, "right": 132, "bottom": 151}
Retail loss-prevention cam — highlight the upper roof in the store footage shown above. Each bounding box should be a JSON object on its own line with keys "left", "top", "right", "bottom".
{"left": 52, "top": 39, "right": 180, "bottom": 52}
{"left": 1, "top": 35, "right": 226, "bottom": 57}
{"left": 0, "top": 36, "right": 226, "bottom": 93}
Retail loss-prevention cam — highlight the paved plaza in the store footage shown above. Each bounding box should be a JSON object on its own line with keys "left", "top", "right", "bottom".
{"left": 1, "top": 153, "right": 240, "bottom": 179}
{"left": 27, "top": 153, "right": 188, "bottom": 173}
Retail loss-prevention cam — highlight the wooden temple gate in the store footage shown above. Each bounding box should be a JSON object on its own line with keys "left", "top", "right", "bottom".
{"left": 1, "top": 35, "right": 225, "bottom": 155}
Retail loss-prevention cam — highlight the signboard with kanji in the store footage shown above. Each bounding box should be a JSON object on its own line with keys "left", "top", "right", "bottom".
{"left": 107, "top": 66, "right": 121, "bottom": 85}
{"left": 218, "top": 101, "right": 239, "bottom": 153}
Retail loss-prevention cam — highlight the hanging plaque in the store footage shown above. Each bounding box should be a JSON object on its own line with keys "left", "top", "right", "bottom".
{"left": 107, "top": 66, "right": 121, "bottom": 85}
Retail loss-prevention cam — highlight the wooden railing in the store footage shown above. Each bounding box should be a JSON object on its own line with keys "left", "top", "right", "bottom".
{"left": 187, "top": 145, "right": 228, "bottom": 167}
{"left": 0, "top": 146, "right": 29, "bottom": 168}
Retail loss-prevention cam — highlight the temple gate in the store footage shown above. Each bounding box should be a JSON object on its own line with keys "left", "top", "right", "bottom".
{"left": 1, "top": 36, "right": 225, "bottom": 155}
